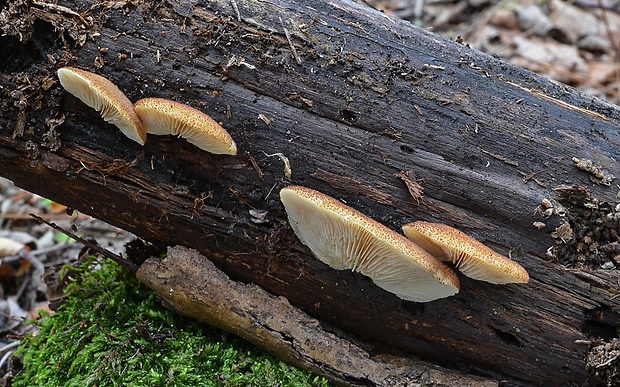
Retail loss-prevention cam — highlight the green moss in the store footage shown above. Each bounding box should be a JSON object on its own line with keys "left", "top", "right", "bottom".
{"left": 13, "top": 257, "right": 329, "bottom": 387}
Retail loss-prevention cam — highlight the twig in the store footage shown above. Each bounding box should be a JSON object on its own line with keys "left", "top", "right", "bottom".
{"left": 596, "top": 354, "right": 620, "bottom": 368}
{"left": 137, "top": 246, "right": 494, "bottom": 386}
{"left": 230, "top": 0, "right": 241, "bottom": 21}
{"left": 246, "top": 151, "right": 264, "bottom": 180}
{"left": 264, "top": 182, "right": 278, "bottom": 200}
{"left": 0, "top": 213, "right": 90, "bottom": 220}
{"left": 0, "top": 340, "right": 21, "bottom": 356}
{"left": 31, "top": 0, "right": 90, "bottom": 27}
{"left": 29, "top": 214, "right": 139, "bottom": 273}
{"left": 279, "top": 17, "right": 302, "bottom": 65}
{"left": 0, "top": 351, "right": 10, "bottom": 369}
{"left": 14, "top": 271, "right": 31, "bottom": 300}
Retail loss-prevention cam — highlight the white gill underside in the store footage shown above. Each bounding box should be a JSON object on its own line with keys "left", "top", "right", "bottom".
{"left": 446, "top": 249, "right": 505, "bottom": 283}
{"left": 141, "top": 109, "right": 172, "bottom": 135}
{"left": 59, "top": 72, "right": 142, "bottom": 144}
{"left": 58, "top": 73, "right": 108, "bottom": 116}
{"left": 98, "top": 101, "right": 138, "bottom": 140}
{"left": 282, "top": 192, "right": 458, "bottom": 302}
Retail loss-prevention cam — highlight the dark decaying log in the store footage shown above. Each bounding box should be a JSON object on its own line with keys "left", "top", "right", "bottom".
{"left": 1, "top": 0, "right": 620, "bottom": 385}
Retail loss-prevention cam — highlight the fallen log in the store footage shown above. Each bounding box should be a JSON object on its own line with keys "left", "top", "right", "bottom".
{"left": 1, "top": 0, "right": 620, "bottom": 384}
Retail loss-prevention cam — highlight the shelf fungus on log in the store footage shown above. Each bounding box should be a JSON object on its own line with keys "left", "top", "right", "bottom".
{"left": 57, "top": 67, "right": 146, "bottom": 145}
{"left": 134, "top": 98, "right": 237, "bottom": 155}
{"left": 402, "top": 221, "right": 529, "bottom": 284}
{"left": 279, "top": 185, "right": 460, "bottom": 302}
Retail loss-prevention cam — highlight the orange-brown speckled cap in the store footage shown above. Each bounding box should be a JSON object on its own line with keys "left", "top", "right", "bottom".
{"left": 134, "top": 98, "right": 237, "bottom": 155}
{"left": 402, "top": 221, "right": 529, "bottom": 284}
{"left": 280, "top": 185, "right": 460, "bottom": 302}
{"left": 57, "top": 67, "right": 146, "bottom": 145}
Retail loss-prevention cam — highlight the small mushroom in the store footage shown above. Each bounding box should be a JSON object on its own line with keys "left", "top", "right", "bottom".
{"left": 402, "top": 221, "right": 529, "bottom": 284}
{"left": 134, "top": 98, "right": 237, "bottom": 155}
{"left": 57, "top": 67, "right": 146, "bottom": 145}
{"left": 280, "top": 186, "right": 459, "bottom": 302}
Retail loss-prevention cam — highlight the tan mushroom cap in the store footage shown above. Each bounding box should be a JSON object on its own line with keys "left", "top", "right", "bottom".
{"left": 280, "top": 186, "right": 460, "bottom": 302}
{"left": 57, "top": 67, "right": 146, "bottom": 145}
{"left": 134, "top": 98, "right": 237, "bottom": 155}
{"left": 402, "top": 221, "right": 529, "bottom": 284}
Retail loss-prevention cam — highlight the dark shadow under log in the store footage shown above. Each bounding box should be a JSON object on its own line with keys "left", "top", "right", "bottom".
{"left": 1, "top": 0, "right": 620, "bottom": 385}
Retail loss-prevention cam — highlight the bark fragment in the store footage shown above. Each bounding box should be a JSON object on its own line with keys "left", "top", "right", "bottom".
{"left": 137, "top": 246, "right": 498, "bottom": 387}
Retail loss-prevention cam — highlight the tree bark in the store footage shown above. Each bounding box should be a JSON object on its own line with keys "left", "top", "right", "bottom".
{"left": 137, "top": 246, "right": 498, "bottom": 386}
{"left": 1, "top": 0, "right": 620, "bottom": 385}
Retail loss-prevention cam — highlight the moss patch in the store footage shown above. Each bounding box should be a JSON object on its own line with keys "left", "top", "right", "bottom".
{"left": 12, "top": 257, "right": 329, "bottom": 387}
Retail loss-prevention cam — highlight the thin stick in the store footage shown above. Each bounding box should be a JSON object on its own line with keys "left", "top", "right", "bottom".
{"left": 0, "top": 341, "right": 21, "bottom": 356}
{"left": 230, "top": 0, "right": 241, "bottom": 21}
{"left": 30, "top": 214, "right": 139, "bottom": 273}
{"left": 31, "top": 0, "right": 90, "bottom": 27}
{"left": 0, "top": 213, "right": 90, "bottom": 221}
{"left": 279, "top": 17, "right": 302, "bottom": 65}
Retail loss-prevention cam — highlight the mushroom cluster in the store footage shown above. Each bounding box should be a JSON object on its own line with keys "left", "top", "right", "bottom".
{"left": 57, "top": 68, "right": 528, "bottom": 303}
{"left": 280, "top": 186, "right": 459, "bottom": 302}
{"left": 280, "top": 185, "right": 528, "bottom": 302}
{"left": 57, "top": 67, "right": 237, "bottom": 155}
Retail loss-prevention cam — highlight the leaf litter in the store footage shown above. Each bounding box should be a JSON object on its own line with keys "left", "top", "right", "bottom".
{"left": 0, "top": 177, "right": 135, "bottom": 380}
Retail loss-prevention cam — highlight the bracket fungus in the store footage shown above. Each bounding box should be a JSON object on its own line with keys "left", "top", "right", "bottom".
{"left": 57, "top": 67, "right": 146, "bottom": 145}
{"left": 134, "top": 98, "right": 237, "bottom": 155}
{"left": 402, "top": 221, "right": 529, "bottom": 284}
{"left": 280, "top": 186, "right": 459, "bottom": 302}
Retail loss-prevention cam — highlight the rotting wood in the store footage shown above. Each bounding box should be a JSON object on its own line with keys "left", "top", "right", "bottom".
{"left": 137, "top": 246, "right": 498, "bottom": 387}
{"left": 1, "top": 0, "right": 620, "bottom": 385}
